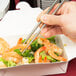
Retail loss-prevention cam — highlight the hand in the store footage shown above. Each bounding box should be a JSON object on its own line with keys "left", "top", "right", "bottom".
{"left": 37, "top": 1, "right": 76, "bottom": 42}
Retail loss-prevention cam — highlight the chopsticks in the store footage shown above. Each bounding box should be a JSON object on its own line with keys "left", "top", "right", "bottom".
{"left": 23, "top": 0, "right": 58, "bottom": 44}
{"left": 22, "top": 0, "right": 65, "bottom": 54}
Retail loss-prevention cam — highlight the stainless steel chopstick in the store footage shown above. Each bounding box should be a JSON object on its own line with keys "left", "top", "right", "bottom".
{"left": 23, "top": 0, "right": 58, "bottom": 44}
{"left": 22, "top": 0, "right": 65, "bottom": 54}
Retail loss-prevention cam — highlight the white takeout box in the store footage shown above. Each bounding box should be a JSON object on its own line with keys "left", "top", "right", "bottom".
{"left": 0, "top": 2, "right": 76, "bottom": 76}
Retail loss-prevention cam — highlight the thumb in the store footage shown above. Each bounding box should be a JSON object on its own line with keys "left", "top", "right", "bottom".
{"left": 40, "top": 14, "right": 62, "bottom": 26}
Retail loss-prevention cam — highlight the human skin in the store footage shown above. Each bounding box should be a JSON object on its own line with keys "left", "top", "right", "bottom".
{"left": 37, "top": 1, "right": 76, "bottom": 42}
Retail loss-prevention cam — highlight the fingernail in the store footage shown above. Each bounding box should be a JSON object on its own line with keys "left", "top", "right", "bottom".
{"left": 41, "top": 15, "right": 47, "bottom": 21}
{"left": 41, "top": 29, "right": 47, "bottom": 33}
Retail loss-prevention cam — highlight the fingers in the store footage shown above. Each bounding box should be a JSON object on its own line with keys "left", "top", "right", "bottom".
{"left": 49, "top": 3, "right": 61, "bottom": 15}
{"left": 40, "top": 14, "right": 62, "bottom": 26}
{"left": 37, "top": 7, "right": 50, "bottom": 22}
{"left": 41, "top": 26, "right": 62, "bottom": 38}
{"left": 37, "top": 3, "right": 62, "bottom": 22}
{"left": 41, "top": 26, "right": 51, "bottom": 34}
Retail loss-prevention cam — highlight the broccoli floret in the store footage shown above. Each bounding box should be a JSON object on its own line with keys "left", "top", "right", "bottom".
{"left": 31, "top": 39, "right": 43, "bottom": 52}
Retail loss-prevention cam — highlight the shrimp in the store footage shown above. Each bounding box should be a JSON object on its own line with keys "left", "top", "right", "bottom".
{"left": 40, "top": 38, "right": 63, "bottom": 55}
{"left": 0, "top": 38, "right": 10, "bottom": 55}
{"left": 2, "top": 43, "right": 30, "bottom": 63}
{"left": 34, "top": 46, "right": 50, "bottom": 63}
{"left": 2, "top": 51, "right": 22, "bottom": 63}
{"left": 2, "top": 40, "right": 31, "bottom": 64}
{"left": 48, "top": 50, "right": 67, "bottom": 61}
{"left": 40, "top": 38, "right": 67, "bottom": 61}
{"left": 10, "top": 44, "right": 27, "bottom": 52}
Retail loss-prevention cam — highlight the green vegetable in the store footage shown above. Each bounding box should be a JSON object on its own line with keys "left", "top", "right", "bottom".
{"left": 0, "top": 57, "right": 3, "bottom": 61}
{"left": 14, "top": 49, "right": 34, "bottom": 57}
{"left": 14, "top": 49, "right": 34, "bottom": 63}
{"left": 40, "top": 51, "right": 46, "bottom": 60}
{"left": 40, "top": 51, "right": 57, "bottom": 62}
{"left": 14, "top": 49, "right": 22, "bottom": 56}
{"left": 22, "top": 49, "right": 33, "bottom": 57}
{"left": 22, "top": 49, "right": 34, "bottom": 63}
{"left": 0, "top": 57, "right": 8, "bottom": 66}
{"left": 7, "top": 61, "right": 16, "bottom": 67}
{"left": 56, "top": 60, "right": 60, "bottom": 62}
{"left": 14, "top": 48, "right": 34, "bottom": 63}
{"left": 41, "top": 55, "right": 46, "bottom": 60}
{"left": 27, "top": 56, "right": 34, "bottom": 63}
{"left": 46, "top": 56, "right": 56, "bottom": 62}
{"left": 21, "top": 39, "right": 26, "bottom": 43}
{"left": 47, "top": 36, "right": 56, "bottom": 44}
{"left": 54, "top": 52, "right": 59, "bottom": 56}
{"left": 0, "top": 57, "right": 16, "bottom": 67}
{"left": 31, "top": 39, "right": 43, "bottom": 52}
{"left": 40, "top": 51, "right": 46, "bottom": 56}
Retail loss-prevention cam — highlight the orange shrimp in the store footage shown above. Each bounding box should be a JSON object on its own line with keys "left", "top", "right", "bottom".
{"left": 2, "top": 51, "right": 22, "bottom": 63}
{"left": 34, "top": 46, "right": 50, "bottom": 63}
{"left": 34, "top": 46, "right": 46, "bottom": 63}
{"left": 0, "top": 38, "right": 10, "bottom": 55}
{"left": 48, "top": 50, "right": 67, "bottom": 61}
{"left": 10, "top": 44, "right": 27, "bottom": 52}
{"left": 2, "top": 44, "right": 27, "bottom": 64}
{"left": 40, "top": 38, "right": 63, "bottom": 55}
{"left": 40, "top": 38, "right": 67, "bottom": 61}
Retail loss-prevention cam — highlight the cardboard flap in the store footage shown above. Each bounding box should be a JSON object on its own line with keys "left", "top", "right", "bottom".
{"left": 0, "top": 3, "right": 42, "bottom": 37}
{"left": 59, "top": 35, "right": 76, "bottom": 61}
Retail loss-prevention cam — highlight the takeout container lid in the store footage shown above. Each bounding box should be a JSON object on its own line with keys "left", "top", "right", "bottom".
{"left": 0, "top": 2, "right": 76, "bottom": 76}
